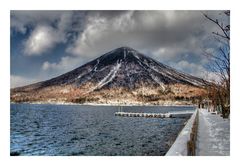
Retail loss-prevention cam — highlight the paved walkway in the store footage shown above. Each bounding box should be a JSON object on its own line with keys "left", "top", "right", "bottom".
{"left": 196, "top": 109, "right": 230, "bottom": 156}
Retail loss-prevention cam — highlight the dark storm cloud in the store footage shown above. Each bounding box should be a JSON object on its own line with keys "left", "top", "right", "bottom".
{"left": 67, "top": 11, "right": 217, "bottom": 58}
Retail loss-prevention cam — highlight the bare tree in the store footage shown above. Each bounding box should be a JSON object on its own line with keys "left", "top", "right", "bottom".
{"left": 203, "top": 11, "right": 230, "bottom": 118}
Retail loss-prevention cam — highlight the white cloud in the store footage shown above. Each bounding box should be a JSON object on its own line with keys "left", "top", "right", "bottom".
{"left": 24, "top": 25, "right": 64, "bottom": 56}
{"left": 10, "top": 75, "right": 39, "bottom": 88}
{"left": 11, "top": 11, "right": 76, "bottom": 56}
{"left": 175, "top": 60, "right": 205, "bottom": 75}
{"left": 42, "top": 56, "right": 84, "bottom": 76}
{"left": 172, "top": 60, "right": 220, "bottom": 82}
{"left": 42, "top": 61, "right": 56, "bottom": 71}
{"left": 151, "top": 47, "right": 187, "bottom": 62}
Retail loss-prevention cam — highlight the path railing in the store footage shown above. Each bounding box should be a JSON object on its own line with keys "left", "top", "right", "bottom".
{"left": 165, "top": 109, "right": 198, "bottom": 156}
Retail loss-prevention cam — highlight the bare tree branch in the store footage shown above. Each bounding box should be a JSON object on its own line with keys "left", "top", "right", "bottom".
{"left": 203, "top": 13, "right": 230, "bottom": 40}
{"left": 212, "top": 32, "right": 229, "bottom": 39}
{"left": 202, "top": 11, "right": 230, "bottom": 118}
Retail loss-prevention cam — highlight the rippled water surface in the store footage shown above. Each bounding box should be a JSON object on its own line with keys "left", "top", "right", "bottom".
{"left": 10, "top": 104, "right": 194, "bottom": 156}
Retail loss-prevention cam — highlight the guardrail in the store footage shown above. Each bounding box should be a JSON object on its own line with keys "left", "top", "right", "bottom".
{"left": 165, "top": 109, "right": 198, "bottom": 156}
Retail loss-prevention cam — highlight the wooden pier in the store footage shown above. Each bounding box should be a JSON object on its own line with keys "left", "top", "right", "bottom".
{"left": 114, "top": 111, "right": 193, "bottom": 118}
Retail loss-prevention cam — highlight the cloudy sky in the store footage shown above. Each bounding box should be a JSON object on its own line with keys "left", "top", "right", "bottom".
{"left": 10, "top": 10, "right": 228, "bottom": 88}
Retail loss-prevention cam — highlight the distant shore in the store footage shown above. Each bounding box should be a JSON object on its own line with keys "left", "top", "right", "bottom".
{"left": 10, "top": 101, "right": 197, "bottom": 107}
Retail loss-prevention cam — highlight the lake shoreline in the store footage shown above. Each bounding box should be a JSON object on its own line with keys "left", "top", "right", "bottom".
{"left": 10, "top": 101, "right": 197, "bottom": 107}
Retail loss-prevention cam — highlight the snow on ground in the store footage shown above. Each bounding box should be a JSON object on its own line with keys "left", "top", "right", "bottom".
{"left": 196, "top": 109, "right": 230, "bottom": 156}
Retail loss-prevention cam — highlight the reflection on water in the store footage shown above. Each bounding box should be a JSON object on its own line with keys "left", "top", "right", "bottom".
{"left": 10, "top": 104, "right": 194, "bottom": 156}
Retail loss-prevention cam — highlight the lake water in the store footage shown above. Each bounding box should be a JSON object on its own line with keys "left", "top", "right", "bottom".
{"left": 10, "top": 104, "right": 195, "bottom": 156}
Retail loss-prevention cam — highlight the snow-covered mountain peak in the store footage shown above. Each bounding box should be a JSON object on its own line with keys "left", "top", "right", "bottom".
{"left": 12, "top": 46, "right": 208, "bottom": 104}
{"left": 11, "top": 46, "right": 208, "bottom": 104}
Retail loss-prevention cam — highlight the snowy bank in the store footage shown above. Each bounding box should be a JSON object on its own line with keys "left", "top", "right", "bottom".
{"left": 165, "top": 109, "right": 197, "bottom": 156}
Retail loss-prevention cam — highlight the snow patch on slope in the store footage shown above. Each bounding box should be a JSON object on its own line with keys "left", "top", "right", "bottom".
{"left": 131, "top": 50, "right": 140, "bottom": 60}
{"left": 136, "top": 59, "right": 166, "bottom": 90}
{"left": 124, "top": 48, "right": 126, "bottom": 59}
{"left": 150, "top": 73, "right": 166, "bottom": 90}
{"left": 93, "top": 59, "right": 100, "bottom": 71}
{"left": 77, "top": 73, "right": 85, "bottom": 79}
{"left": 137, "top": 60, "right": 147, "bottom": 70}
{"left": 76, "top": 60, "right": 100, "bottom": 80}
{"left": 95, "top": 60, "right": 122, "bottom": 90}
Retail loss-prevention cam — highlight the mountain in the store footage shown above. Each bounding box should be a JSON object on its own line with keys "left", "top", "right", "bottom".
{"left": 11, "top": 47, "right": 207, "bottom": 105}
